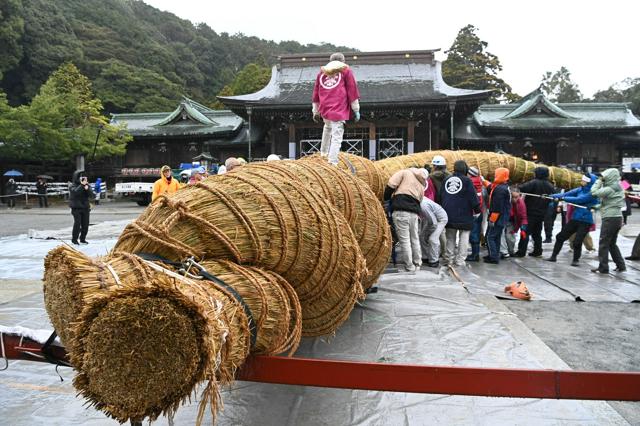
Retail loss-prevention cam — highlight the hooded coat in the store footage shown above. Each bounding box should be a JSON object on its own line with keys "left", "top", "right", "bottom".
{"left": 551, "top": 174, "right": 598, "bottom": 224}
{"left": 440, "top": 161, "right": 481, "bottom": 230}
{"left": 384, "top": 168, "right": 426, "bottom": 215}
{"left": 519, "top": 167, "right": 556, "bottom": 219}
{"left": 488, "top": 168, "right": 511, "bottom": 227}
{"left": 69, "top": 170, "right": 93, "bottom": 209}
{"left": 591, "top": 168, "right": 625, "bottom": 218}
{"left": 152, "top": 165, "right": 181, "bottom": 202}
{"left": 312, "top": 61, "right": 360, "bottom": 121}
{"left": 94, "top": 178, "right": 102, "bottom": 194}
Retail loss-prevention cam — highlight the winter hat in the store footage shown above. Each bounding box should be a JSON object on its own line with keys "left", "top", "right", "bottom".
{"left": 468, "top": 166, "right": 479, "bottom": 177}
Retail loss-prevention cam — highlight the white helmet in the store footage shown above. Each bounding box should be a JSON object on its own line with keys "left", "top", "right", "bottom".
{"left": 266, "top": 154, "right": 281, "bottom": 162}
{"left": 431, "top": 155, "right": 446, "bottom": 166}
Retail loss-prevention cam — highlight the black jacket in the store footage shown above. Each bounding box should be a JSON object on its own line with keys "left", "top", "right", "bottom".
{"left": 69, "top": 170, "right": 93, "bottom": 209}
{"left": 518, "top": 167, "right": 555, "bottom": 219}
{"left": 36, "top": 180, "right": 47, "bottom": 194}
{"left": 5, "top": 181, "right": 17, "bottom": 196}
{"left": 440, "top": 161, "right": 481, "bottom": 230}
{"left": 430, "top": 169, "right": 450, "bottom": 204}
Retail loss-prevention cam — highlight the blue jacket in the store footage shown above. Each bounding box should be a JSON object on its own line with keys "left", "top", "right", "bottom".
{"left": 441, "top": 173, "right": 481, "bottom": 230}
{"left": 489, "top": 183, "right": 511, "bottom": 227}
{"left": 551, "top": 174, "right": 598, "bottom": 224}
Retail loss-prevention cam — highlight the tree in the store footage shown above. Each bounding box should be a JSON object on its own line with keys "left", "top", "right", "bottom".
{"left": 0, "top": 0, "right": 25, "bottom": 80}
{"left": 592, "top": 77, "right": 640, "bottom": 116}
{"left": 0, "top": 63, "right": 130, "bottom": 162}
{"left": 540, "top": 67, "right": 583, "bottom": 103}
{"left": 443, "top": 25, "right": 517, "bottom": 102}
{"left": 212, "top": 62, "right": 272, "bottom": 110}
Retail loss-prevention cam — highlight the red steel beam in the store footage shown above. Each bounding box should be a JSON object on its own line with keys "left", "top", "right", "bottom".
{"left": 3, "top": 333, "right": 640, "bottom": 401}
{"left": 236, "top": 355, "right": 640, "bottom": 401}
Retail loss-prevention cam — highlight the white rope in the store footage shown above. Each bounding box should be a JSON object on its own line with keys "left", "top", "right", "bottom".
{"left": 103, "top": 263, "right": 122, "bottom": 287}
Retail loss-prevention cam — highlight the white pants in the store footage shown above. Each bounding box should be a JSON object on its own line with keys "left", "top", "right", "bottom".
{"left": 501, "top": 223, "right": 517, "bottom": 254}
{"left": 445, "top": 228, "right": 471, "bottom": 267}
{"left": 420, "top": 220, "right": 446, "bottom": 263}
{"left": 392, "top": 210, "right": 422, "bottom": 271}
{"left": 320, "top": 119, "right": 345, "bottom": 165}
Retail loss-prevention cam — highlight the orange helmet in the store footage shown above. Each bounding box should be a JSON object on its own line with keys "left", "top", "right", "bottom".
{"left": 504, "top": 281, "right": 531, "bottom": 300}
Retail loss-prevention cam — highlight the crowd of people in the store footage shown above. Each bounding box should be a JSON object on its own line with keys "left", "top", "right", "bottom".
{"left": 384, "top": 156, "right": 631, "bottom": 275}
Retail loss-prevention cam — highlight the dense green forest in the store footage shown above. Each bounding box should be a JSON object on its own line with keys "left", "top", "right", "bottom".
{"left": 0, "top": 0, "right": 351, "bottom": 114}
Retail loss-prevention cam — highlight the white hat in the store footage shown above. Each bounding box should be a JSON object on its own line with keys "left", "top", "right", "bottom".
{"left": 266, "top": 154, "right": 281, "bottom": 162}
{"left": 431, "top": 155, "right": 446, "bottom": 166}
{"left": 217, "top": 165, "right": 227, "bottom": 175}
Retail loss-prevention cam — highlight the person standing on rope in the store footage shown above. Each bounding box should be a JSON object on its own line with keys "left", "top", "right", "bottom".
{"left": 545, "top": 174, "right": 598, "bottom": 266}
{"left": 515, "top": 166, "right": 555, "bottom": 257}
{"left": 384, "top": 168, "right": 426, "bottom": 273}
{"left": 312, "top": 52, "right": 360, "bottom": 166}
{"left": 591, "top": 168, "right": 626, "bottom": 273}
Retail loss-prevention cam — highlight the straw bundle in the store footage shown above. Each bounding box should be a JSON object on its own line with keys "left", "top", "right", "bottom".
{"left": 253, "top": 159, "right": 391, "bottom": 289}
{"left": 302, "top": 153, "right": 387, "bottom": 199}
{"left": 113, "top": 164, "right": 367, "bottom": 336}
{"left": 375, "top": 150, "right": 583, "bottom": 189}
{"left": 45, "top": 246, "right": 301, "bottom": 423}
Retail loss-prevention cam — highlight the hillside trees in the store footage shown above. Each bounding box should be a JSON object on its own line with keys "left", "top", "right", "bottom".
{"left": 0, "top": 63, "right": 130, "bottom": 162}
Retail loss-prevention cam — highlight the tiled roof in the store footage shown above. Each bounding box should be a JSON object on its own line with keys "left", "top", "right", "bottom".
{"left": 219, "top": 50, "right": 491, "bottom": 112}
{"left": 111, "top": 97, "right": 243, "bottom": 137}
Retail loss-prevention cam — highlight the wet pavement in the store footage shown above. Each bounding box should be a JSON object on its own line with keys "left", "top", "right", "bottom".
{"left": 0, "top": 205, "right": 638, "bottom": 424}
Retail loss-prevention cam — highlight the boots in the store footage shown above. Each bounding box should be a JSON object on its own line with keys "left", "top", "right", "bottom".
{"left": 465, "top": 243, "right": 480, "bottom": 262}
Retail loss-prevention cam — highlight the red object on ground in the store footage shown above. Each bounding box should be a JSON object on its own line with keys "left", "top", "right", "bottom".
{"left": 3, "top": 334, "right": 640, "bottom": 402}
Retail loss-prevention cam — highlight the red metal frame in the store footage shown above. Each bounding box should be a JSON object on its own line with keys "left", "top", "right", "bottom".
{"left": 237, "top": 356, "right": 640, "bottom": 401}
{"left": 3, "top": 333, "right": 640, "bottom": 401}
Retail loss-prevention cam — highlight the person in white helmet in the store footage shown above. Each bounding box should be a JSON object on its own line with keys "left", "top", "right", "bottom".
{"left": 430, "top": 155, "right": 450, "bottom": 205}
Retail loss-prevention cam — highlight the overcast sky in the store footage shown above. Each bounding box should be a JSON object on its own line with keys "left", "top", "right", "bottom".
{"left": 145, "top": 0, "right": 638, "bottom": 98}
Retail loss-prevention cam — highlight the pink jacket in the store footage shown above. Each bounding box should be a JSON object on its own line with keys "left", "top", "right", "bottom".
{"left": 424, "top": 177, "right": 436, "bottom": 201}
{"left": 312, "top": 62, "right": 360, "bottom": 121}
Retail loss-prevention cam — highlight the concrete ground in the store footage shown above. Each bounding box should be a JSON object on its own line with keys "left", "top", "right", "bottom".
{"left": 0, "top": 202, "right": 639, "bottom": 424}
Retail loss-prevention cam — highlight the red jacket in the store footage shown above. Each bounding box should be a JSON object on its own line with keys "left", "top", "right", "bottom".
{"left": 470, "top": 175, "right": 486, "bottom": 212}
{"left": 510, "top": 197, "right": 528, "bottom": 232}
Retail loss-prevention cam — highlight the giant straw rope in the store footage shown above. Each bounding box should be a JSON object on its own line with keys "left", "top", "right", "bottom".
{"left": 43, "top": 150, "right": 581, "bottom": 424}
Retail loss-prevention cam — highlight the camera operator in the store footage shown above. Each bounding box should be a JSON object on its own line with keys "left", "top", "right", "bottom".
{"left": 69, "top": 170, "right": 94, "bottom": 245}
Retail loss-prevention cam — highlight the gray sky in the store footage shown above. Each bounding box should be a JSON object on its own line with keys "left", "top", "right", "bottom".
{"left": 145, "top": 0, "right": 639, "bottom": 98}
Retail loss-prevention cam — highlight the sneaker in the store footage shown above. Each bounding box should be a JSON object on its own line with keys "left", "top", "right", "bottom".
{"left": 512, "top": 252, "right": 526, "bottom": 258}
{"left": 80, "top": 240, "right": 89, "bottom": 244}
{"left": 625, "top": 256, "right": 640, "bottom": 261}
{"left": 543, "top": 238, "right": 552, "bottom": 244}
{"left": 570, "top": 260, "right": 579, "bottom": 267}
{"left": 545, "top": 257, "right": 557, "bottom": 262}
{"left": 614, "top": 267, "right": 627, "bottom": 272}
{"left": 483, "top": 257, "right": 499, "bottom": 264}
{"left": 71, "top": 240, "right": 79, "bottom": 245}
{"left": 528, "top": 252, "right": 542, "bottom": 258}
{"left": 426, "top": 261, "right": 440, "bottom": 268}
{"left": 465, "top": 255, "right": 479, "bottom": 262}
{"left": 591, "top": 268, "right": 608, "bottom": 274}
{"left": 500, "top": 253, "right": 510, "bottom": 259}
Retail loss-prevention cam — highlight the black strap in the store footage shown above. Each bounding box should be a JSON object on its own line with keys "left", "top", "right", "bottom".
{"left": 135, "top": 252, "right": 257, "bottom": 348}
{"left": 41, "top": 331, "right": 71, "bottom": 372}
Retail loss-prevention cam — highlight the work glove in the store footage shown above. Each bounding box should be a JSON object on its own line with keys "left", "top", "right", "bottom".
{"left": 354, "top": 111, "right": 360, "bottom": 122}
{"left": 313, "top": 113, "right": 321, "bottom": 123}
{"left": 473, "top": 213, "right": 481, "bottom": 219}
{"left": 520, "top": 229, "right": 527, "bottom": 240}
